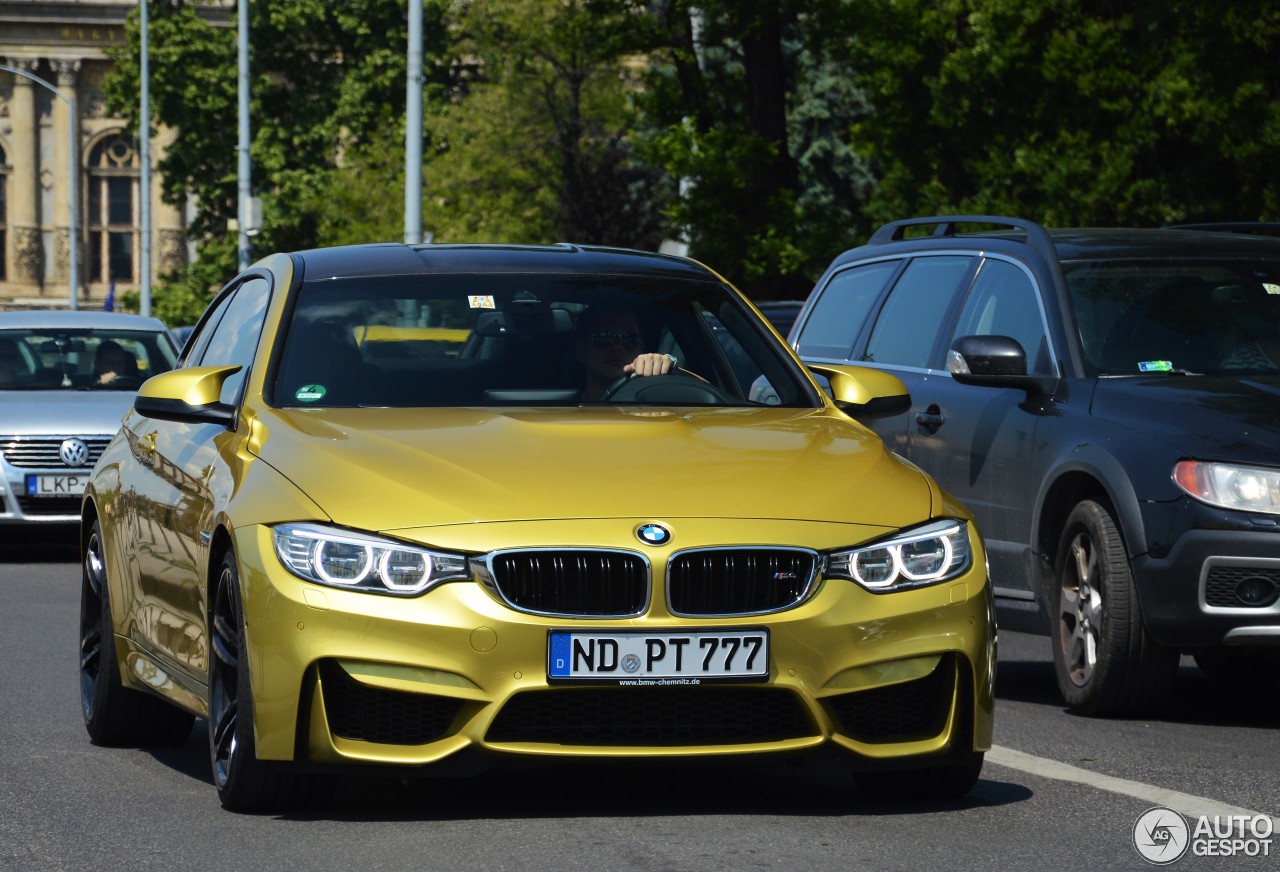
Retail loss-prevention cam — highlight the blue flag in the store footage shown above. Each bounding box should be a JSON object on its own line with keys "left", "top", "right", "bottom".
{"left": 104, "top": 280, "right": 115, "bottom": 312}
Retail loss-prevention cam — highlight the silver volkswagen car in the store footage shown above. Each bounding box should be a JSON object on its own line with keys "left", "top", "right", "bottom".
{"left": 0, "top": 311, "right": 179, "bottom": 529}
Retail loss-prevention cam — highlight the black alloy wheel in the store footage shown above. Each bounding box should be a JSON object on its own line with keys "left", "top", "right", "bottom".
{"left": 80, "top": 518, "right": 193, "bottom": 745}
{"left": 209, "top": 549, "right": 323, "bottom": 812}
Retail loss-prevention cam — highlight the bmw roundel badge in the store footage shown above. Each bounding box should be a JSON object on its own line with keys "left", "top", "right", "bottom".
{"left": 636, "top": 523, "right": 672, "bottom": 546}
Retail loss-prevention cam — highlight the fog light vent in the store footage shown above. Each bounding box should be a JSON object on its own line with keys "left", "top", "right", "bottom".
{"left": 1205, "top": 566, "right": 1280, "bottom": 609}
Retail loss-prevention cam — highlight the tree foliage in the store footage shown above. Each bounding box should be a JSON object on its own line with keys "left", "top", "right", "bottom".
{"left": 838, "top": 0, "right": 1280, "bottom": 228}
{"left": 104, "top": 0, "right": 1280, "bottom": 320}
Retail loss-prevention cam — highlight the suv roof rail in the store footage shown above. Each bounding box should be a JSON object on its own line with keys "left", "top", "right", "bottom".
{"left": 868, "top": 215, "right": 1057, "bottom": 263}
{"left": 1163, "top": 222, "right": 1280, "bottom": 237}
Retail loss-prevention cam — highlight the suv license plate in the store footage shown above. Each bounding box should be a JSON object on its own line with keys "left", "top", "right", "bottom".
{"left": 25, "top": 473, "right": 90, "bottom": 496}
{"left": 547, "top": 629, "right": 769, "bottom": 684}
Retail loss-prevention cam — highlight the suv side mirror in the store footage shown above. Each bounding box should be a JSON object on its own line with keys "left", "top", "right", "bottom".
{"left": 948, "top": 335, "right": 1058, "bottom": 395}
{"left": 808, "top": 364, "right": 911, "bottom": 420}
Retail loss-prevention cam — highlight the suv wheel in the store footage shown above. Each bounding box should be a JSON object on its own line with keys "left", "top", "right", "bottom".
{"left": 1052, "top": 500, "right": 1178, "bottom": 716}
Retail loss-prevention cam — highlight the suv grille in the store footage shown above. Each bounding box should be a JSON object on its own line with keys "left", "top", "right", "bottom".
{"left": 826, "top": 654, "right": 957, "bottom": 744}
{"left": 668, "top": 549, "right": 818, "bottom": 615}
{"left": 1, "top": 436, "right": 112, "bottom": 470}
{"left": 486, "top": 686, "right": 817, "bottom": 746}
{"left": 319, "top": 661, "right": 464, "bottom": 745}
{"left": 485, "top": 550, "right": 648, "bottom": 617}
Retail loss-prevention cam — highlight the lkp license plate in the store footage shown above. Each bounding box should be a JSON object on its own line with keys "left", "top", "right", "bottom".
{"left": 26, "top": 473, "right": 90, "bottom": 496}
{"left": 547, "top": 628, "right": 769, "bottom": 685}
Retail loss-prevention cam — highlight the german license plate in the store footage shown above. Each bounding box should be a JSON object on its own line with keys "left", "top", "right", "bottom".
{"left": 547, "top": 629, "right": 769, "bottom": 684}
{"left": 25, "top": 473, "right": 90, "bottom": 496}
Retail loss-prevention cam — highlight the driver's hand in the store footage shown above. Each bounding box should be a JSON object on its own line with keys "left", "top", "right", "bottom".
{"left": 624, "top": 353, "right": 674, "bottom": 377}
{"left": 97, "top": 372, "right": 117, "bottom": 385}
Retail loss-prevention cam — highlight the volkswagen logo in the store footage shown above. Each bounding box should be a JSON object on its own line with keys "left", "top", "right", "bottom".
{"left": 59, "top": 438, "right": 90, "bottom": 468}
{"left": 636, "top": 523, "right": 672, "bottom": 547}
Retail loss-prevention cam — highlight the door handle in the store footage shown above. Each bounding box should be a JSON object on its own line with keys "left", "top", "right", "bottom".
{"left": 915, "top": 407, "right": 944, "bottom": 429}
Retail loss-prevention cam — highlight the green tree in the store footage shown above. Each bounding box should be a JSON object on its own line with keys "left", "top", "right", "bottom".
{"left": 412, "top": 0, "right": 669, "bottom": 248}
{"left": 841, "top": 0, "right": 1280, "bottom": 228}
{"left": 104, "top": 0, "right": 455, "bottom": 318}
{"left": 638, "top": 1, "right": 874, "bottom": 298}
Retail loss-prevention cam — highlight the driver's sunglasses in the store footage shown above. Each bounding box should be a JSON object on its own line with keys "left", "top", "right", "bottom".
{"left": 589, "top": 330, "right": 644, "bottom": 349}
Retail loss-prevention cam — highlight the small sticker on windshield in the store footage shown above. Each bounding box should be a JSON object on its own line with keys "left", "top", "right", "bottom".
{"left": 468, "top": 295, "right": 496, "bottom": 309}
{"left": 1265, "top": 283, "right": 1280, "bottom": 295}
{"left": 1138, "top": 360, "right": 1173, "bottom": 372}
{"left": 295, "top": 384, "right": 327, "bottom": 402}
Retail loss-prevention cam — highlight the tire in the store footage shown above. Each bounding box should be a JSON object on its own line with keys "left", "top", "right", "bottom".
{"left": 853, "top": 754, "right": 984, "bottom": 801}
{"left": 1051, "top": 500, "right": 1178, "bottom": 716}
{"left": 209, "top": 549, "right": 325, "bottom": 812}
{"left": 80, "top": 519, "right": 194, "bottom": 746}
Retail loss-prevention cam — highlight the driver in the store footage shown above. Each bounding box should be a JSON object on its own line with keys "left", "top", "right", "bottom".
{"left": 93, "top": 340, "right": 138, "bottom": 386}
{"left": 576, "top": 307, "right": 677, "bottom": 401}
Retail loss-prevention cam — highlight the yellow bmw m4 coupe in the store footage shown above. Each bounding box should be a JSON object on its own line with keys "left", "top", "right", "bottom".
{"left": 79, "top": 243, "right": 994, "bottom": 811}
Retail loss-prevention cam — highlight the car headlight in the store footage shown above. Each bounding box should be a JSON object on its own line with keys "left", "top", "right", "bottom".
{"left": 1174, "top": 460, "right": 1280, "bottom": 515}
{"left": 272, "top": 523, "right": 470, "bottom": 596}
{"left": 826, "top": 519, "right": 971, "bottom": 592}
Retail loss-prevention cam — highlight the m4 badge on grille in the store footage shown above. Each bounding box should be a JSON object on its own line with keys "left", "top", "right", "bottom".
{"left": 636, "top": 523, "right": 671, "bottom": 546}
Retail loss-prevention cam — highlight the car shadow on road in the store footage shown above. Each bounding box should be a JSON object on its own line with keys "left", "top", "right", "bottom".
{"left": 996, "top": 655, "right": 1280, "bottom": 726}
{"left": 144, "top": 722, "right": 1033, "bottom": 821}
{"left": 0, "top": 525, "right": 79, "bottom": 562}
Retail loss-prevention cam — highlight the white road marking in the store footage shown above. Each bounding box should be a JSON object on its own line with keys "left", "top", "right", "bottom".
{"left": 988, "top": 745, "right": 1278, "bottom": 828}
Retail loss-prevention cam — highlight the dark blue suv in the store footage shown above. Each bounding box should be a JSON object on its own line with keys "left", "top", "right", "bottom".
{"left": 787, "top": 216, "right": 1280, "bottom": 715}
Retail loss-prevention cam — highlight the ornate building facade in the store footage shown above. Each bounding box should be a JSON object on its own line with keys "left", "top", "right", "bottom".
{"left": 0, "top": 0, "right": 228, "bottom": 309}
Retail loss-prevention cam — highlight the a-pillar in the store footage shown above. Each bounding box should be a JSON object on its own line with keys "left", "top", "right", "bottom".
{"left": 5, "top": 59, "right": 42, "bottom": 290}
{"left": 50, "top": 58, "right": 81, "bottom": 299}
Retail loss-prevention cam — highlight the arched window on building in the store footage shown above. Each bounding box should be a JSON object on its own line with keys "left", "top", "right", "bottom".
{"left": 0, "top": 142, "right": 8, "bottom": 282}
{"left": 87, "top": 134, "right": 137, "bottom": 285}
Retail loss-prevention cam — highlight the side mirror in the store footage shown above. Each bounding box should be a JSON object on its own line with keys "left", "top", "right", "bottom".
{"left": 808, "top": 364, "right": 911, "bottom": 420}
{"left": 948, "top": 335, "right": 1058, "bottom": 395}
{"left": 133, "top": 365, "right": 242, "bottom": 426}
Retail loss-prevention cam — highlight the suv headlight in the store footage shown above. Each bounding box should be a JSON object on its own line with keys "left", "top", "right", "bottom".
{"left": 1174, "top": 460, "right": 1280, "bottom": 515}
{"left": 826, "top": 519, "right": 971, "bottom": 592}
{"left": 272, "top": 522, "right": 470, "bottom": 596}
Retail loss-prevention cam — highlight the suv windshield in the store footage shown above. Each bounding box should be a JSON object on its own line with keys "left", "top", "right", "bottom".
{"left": 272, "top": 274, "right": 812, "bottom": 408}
{"left": 0, "top": 328, "right": 177, "bottom": 391}
{"left": 1065, "top": 258, "right": 1280, "bottom": 375}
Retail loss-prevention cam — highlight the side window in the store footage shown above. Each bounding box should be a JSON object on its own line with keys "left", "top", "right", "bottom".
{"left": 180, "top": 291, "right": 235, "bottom": 367}
{"left": 194, "top": 277, "right": 271, "bottom": 405}
{"left": 951, "top": 259, "right": 1051, "bottom": 375}
{"left": 795, "top": 261, "right": 899, "bottom": 360}
{"left": 863, "top": 256, "right": 973, "bottom": 368}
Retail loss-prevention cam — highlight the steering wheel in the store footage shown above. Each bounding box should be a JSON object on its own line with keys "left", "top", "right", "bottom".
{"left": 595, "top": 371, "right": 734, "bottom": 404}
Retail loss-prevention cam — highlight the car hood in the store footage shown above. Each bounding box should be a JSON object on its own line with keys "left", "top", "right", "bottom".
{"left": 0, "top": 390, "right": 135, "bottom": 436}
{"left": 1091, "top": 375, "right": 1280, "bottom": 464}
{"left": 250, "top": 405, "right": 934, "bottom": 531}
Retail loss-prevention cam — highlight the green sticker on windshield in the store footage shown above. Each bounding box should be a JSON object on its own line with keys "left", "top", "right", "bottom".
{"left": 1138, "top": 360, "right": 1173, "bottom": 373}
{"left": 295, "top": 384, "right": 327, "bottom": 402}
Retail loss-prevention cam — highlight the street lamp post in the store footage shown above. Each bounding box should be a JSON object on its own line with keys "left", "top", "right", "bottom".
{"left": 236, "top": 0, "right": 252, "bottom": 270}
{"left": 0, "top": 63, "right": 79, "bottom": 310}
{"left": 404, "top": 0, "right": 423, "bottom": 245}
{"left": 139, "top": 0, "right": 152, "bottom": 315}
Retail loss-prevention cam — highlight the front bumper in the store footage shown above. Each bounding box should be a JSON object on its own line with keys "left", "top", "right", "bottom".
{"left": 231, "top": 523, "right": 995, "bottom": 771}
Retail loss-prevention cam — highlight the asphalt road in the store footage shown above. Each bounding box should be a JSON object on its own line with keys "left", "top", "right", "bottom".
{"left": 2, "top": 532, "right": 1277, "bottom": 872}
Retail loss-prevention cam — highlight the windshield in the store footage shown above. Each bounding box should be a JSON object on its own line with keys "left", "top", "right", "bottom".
{"left": 1065, "top": 259, "right": 1280, "bottom": 375}
{"left": 0, "top": 327, "right": 178, "bottom": 391}
{"left": 272, "top": 274, "right": 814, "bottom": 408}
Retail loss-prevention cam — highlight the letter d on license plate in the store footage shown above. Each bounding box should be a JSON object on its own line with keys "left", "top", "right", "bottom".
{"left": 547, "top": 629, "right": 769, "bottom": 684}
